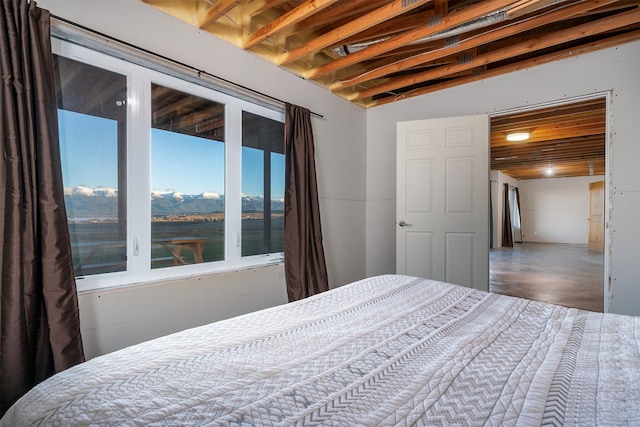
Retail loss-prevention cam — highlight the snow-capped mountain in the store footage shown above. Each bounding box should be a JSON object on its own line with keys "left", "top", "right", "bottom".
{"left": 64, "top": 186, "right": 283, "bottom": 217}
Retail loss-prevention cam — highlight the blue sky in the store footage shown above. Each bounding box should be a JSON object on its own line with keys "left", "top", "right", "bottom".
{"left": 59, "top": 110, "right": 118, "bottom": 189}
{"left": 58, "top": 109, "right": 284, "bottom": 198}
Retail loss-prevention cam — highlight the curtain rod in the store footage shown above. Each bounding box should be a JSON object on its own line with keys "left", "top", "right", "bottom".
{"left": 50, "top": 15, "right": 324, "bottom": 119}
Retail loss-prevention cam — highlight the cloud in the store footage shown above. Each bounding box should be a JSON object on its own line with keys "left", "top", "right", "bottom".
{"left": 151, "top": 190, "right": 185, "bottom": 201}
{"left": 72, "top": 185, "right": 95, "bottom": 196}
{"left": 202, "top": 192, "right": 221, "bottom": 199}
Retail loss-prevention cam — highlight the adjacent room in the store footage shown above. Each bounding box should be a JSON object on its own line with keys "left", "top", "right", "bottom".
{"left": 488, "top": 99, "right": 607, "bottom": 312}
{"left": 2, "top": 0, "right": 639, "bottom": 424}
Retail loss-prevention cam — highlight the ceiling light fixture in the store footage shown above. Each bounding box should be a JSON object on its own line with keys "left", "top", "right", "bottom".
{"left": 545, "top": 167, "right": 554, "bottom": 176}
{"left": 506, "top": 132, "right": 530, "bottom": 142}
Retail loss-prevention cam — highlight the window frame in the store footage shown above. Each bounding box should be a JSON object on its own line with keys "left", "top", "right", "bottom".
{"left": 241, "top": 111, "right": 286, "bottom": 256}
{"left": 53, "top": 39, "right": 285, "bottom": 293}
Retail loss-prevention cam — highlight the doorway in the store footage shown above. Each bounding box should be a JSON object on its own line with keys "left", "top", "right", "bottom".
{"left": 488, "top": 95, "right": 608, "bottom": 311}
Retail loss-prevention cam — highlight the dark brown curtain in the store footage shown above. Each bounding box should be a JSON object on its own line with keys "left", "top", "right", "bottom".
{"left": 283, "top": 103, "right": 329, "bottom": 302}
{"left": 1, "top": 0, "right": 85, "bottom": 415}
{"left": 501, "top": 183, "right": 514, "bottom": 247}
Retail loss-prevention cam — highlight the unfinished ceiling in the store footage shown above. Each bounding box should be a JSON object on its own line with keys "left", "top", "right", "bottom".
{"left": 138, "top": 1, "right": 616, "bottom": 180}
{"left": 142, "top": 0, "right": 640, "bottom": 108}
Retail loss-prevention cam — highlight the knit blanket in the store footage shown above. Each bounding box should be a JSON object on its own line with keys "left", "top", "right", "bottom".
{"left": 2, "top": 275, "right": 639, "bottom": 426}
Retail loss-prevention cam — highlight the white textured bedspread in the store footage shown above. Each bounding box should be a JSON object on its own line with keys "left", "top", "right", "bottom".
{"left": 2, "top": 275, "right": 639, "bottom": 426}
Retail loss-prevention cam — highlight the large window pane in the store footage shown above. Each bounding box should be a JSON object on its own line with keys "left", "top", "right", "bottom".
{"left": 54, "top": 56, "right": 127, "bottom": 276}
{"left": 151, "top": 84, "right": 225, "bottom": 268}
{"left": 270, "top": 152, "right": 285, "bottom": 253}
{"left": 242, "top": 112, "right": 284, "bottom": 256}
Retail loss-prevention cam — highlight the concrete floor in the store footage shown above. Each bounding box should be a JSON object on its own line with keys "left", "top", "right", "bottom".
{"left": 489, "top": 242, "right": 604, "bottom": 312}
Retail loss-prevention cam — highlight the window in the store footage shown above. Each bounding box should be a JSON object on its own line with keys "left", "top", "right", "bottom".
{"left": 241, "top": 112, "right": 285, "bottom": 256}
{"left": 53, "top": 39, "right": 285, "bottom": 291}
{"left": 55, "top": 55, "right": 127, "bottom": 277}
{"left": 151, "top": 84, "right": 226, "bottom": 267}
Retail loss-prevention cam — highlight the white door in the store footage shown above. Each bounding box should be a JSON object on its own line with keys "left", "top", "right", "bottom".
{"left": 397, "top": 115, "right": 489, "bottom": 291}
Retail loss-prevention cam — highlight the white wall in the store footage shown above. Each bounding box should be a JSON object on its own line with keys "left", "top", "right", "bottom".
{"left": 519, "top": 176, "right": 605, "bottom": 244}
{"left": 78, "top": 265, "right": 287, "bottom": 359}
{"left": 40, "top": 0, "right": 367, "bottom": 358}
{"left": 366, "top": 41, "right": 640, "bottom": 316}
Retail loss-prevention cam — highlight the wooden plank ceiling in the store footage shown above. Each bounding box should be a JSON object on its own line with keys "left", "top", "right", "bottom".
{"left": 142, "top": 0, "right": 640, "bottom": 109}
{"left": 491, "top": 98, "right": 606, "bottom": 180}
{"left": 140, "top": 1, "right": 621, "bottom": 179}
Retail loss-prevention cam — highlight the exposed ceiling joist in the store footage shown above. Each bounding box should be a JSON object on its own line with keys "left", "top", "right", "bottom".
{"left": 143, "top": 1, "right": 640, "bottom": 108}
{"left": 329, "top": 0, "right": 622, "bottom": 92}
{"left": 348, "top": 7, "right": 640, "bottom": 101}
{"left": 367, "top": 29, "right": 639, "bottom": 107}
{"left": 304, "top": 0, "right": 516, "bottom": 80}
{"left": 276, "top": 0, "right": 433, "bottom": 65}
{"left": 243, "top": 0, "right": 340, "bottom": 49}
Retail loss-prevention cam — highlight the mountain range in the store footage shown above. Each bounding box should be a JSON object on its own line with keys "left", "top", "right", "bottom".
{"left": 64, "top": 186, "right": 283, "bottom": 217}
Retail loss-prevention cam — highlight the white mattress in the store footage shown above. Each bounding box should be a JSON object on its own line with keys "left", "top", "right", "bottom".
{"left": 2, "top": 275, "right": 639, "bottom": 426}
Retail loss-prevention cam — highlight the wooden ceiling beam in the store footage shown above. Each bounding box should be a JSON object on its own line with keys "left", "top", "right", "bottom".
{"left": 507, "top": 0, "right": 564, "bottom": 18}
{"left": 434, "top": 0, "right": 448, "bottom": 15}
{"left": 491, "top": 115, "right": 606, "bottom": 135}
{"left": 584, "top": 0, "right": 640, "bottom": 15}
{"left": 358, "top": 38, "right": 445, "bottom": 62}
{"left": 152, "top": 96, "right": 200, "bottom": 118}
{"left": 492, "top": 133, "right": 606, "bottom": 148}
{"left": 366, "top": 29, "right": 640, "bottom": 107}
{"left": 305, "top": 0, "right": 516, "bottom": 79}
{"left": 493, "top": 156, "right": 606, "bottom": 169}
{"left": 198, "top": 0, "right": 242, "bottom": 29}
{"left": 276, "top": 0, "right": 434, "bottom": 66}
{"left": 493, "top": 161, "right": 605, "bottom": 171}
{"left": 330, "top": 0, "right": 622, "bottom": 91}
{"left": 333, "top": 10, "right": 436, "bottom": 48}
{"left": 350, "top": 8, "right": 640, "bottom": 101}
{"left": 244, "top": 0, "right": 341, "bottom": 49}
{"left": 492, "top": 110, "right": 607, "bottom": 130}
{"left": 292, "top": 0, "right": 389, "bottom": 33}
{"left": 492, "top": 123, "right": 606, "bottom": 142}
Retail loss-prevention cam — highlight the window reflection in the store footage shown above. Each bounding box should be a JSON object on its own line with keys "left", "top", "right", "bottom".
{"left": 150, "top": 84, "right": 225, "bottom": 268}
{"left": 241, "top": 112, "right": 285, "bottom": 256}
{"left": 55, "top": 55, "right": 127, "bottom": 276}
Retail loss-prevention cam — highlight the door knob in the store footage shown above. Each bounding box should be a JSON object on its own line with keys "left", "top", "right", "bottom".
{"left": 398, "top": 220, "right": 413, "bottom": 227}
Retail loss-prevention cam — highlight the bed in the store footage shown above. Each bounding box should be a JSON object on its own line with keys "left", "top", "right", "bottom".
{"left": 2, "top": 274, "right": 639, "bottom": 426}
